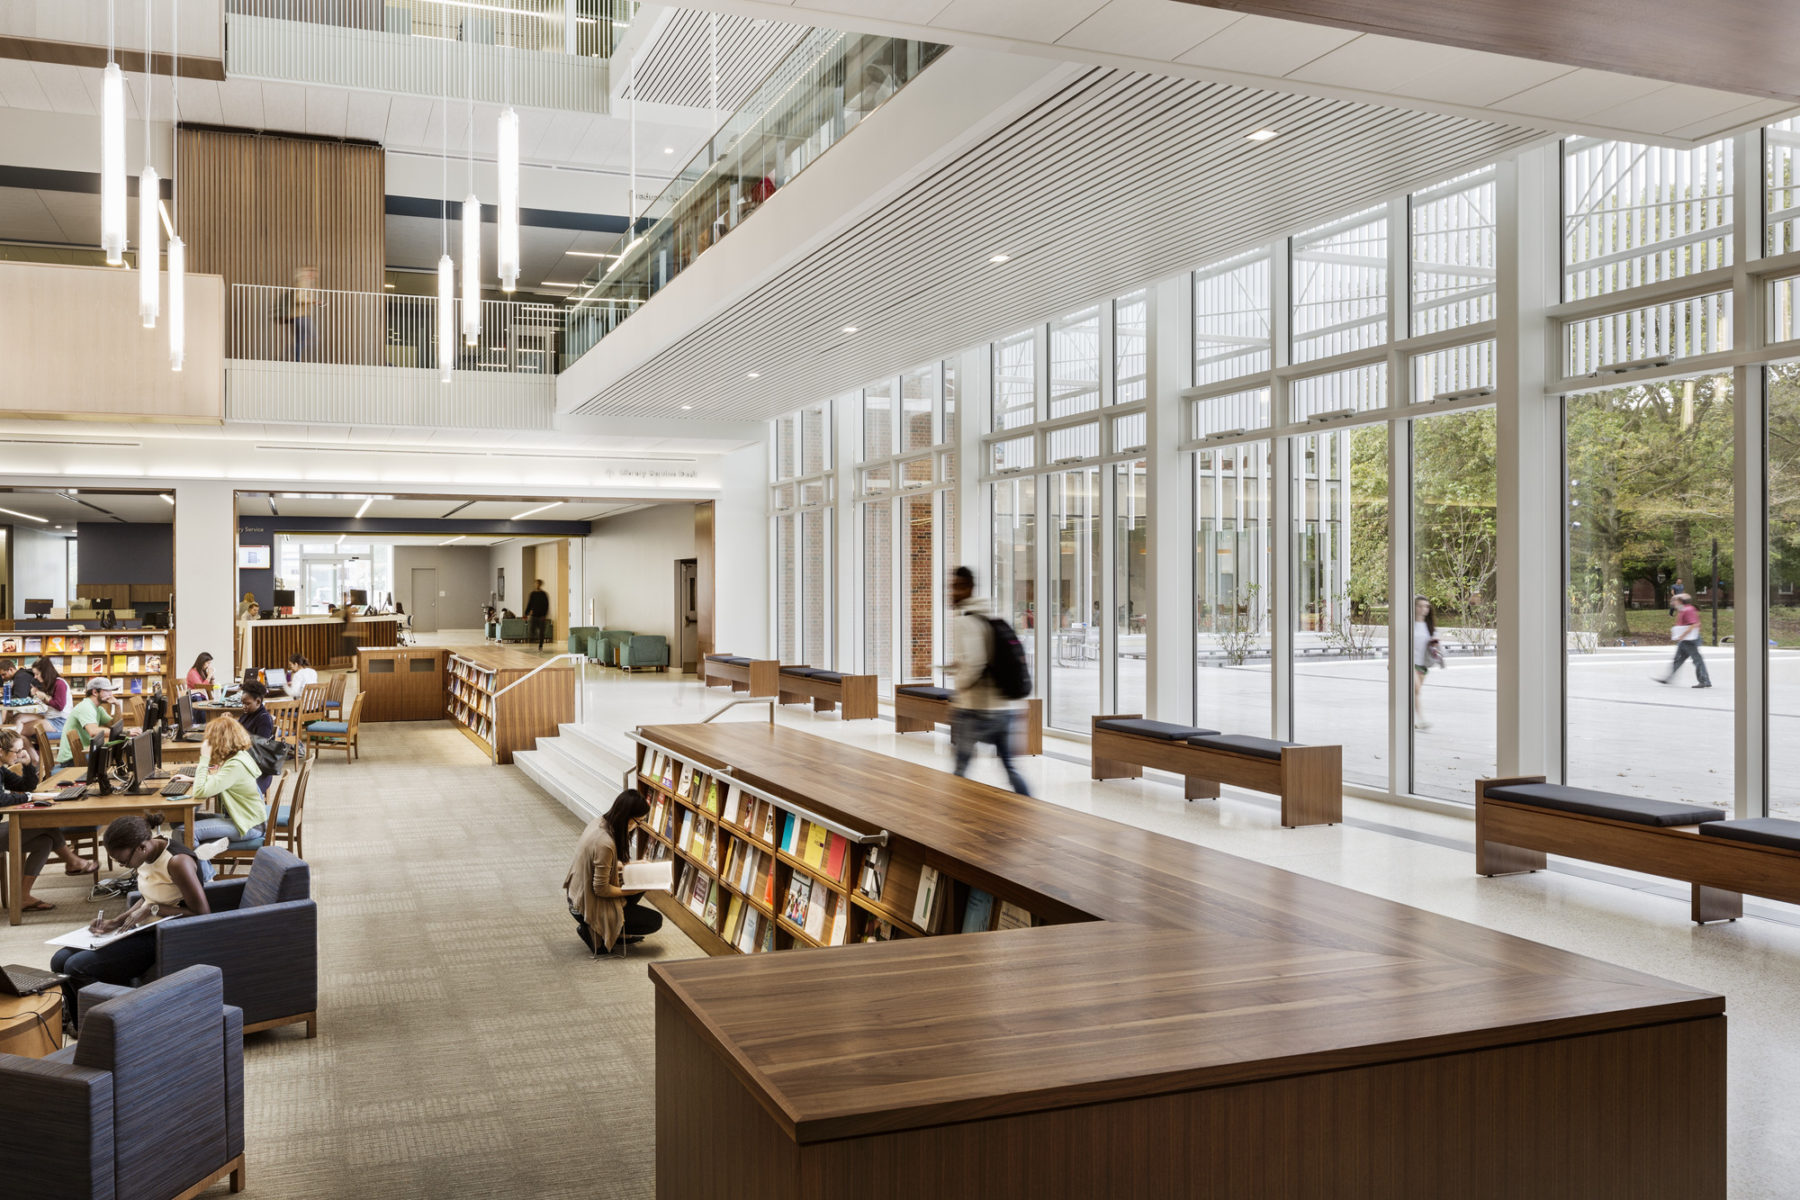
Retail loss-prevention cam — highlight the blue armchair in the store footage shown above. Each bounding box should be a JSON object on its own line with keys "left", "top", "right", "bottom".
{"left": 143, "top": 846, "right": 319, "bottom": 1038}
{"left": 0, "top": 964, "right": 245, "bottom": 1200}
{"left": 621, "top": 633, "right": 669, "bottom": 672}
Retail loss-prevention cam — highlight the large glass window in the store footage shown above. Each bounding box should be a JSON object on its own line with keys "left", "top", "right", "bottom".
{"left": 1562, "top": 137, "right": 1732, "bottom": 300}
{"left": 1194, "top": 251, "right": 1272, "bottom": 385}
{"left": 862, "top": 500, "right": 893, "bottom": 689}
{"left": 900, "top": 493, "right": 935, "bottom": 682}
{"left": 1194, "top": 442, "right": 1273, "bottom": 736}
{"left": 902, "top": 367, "right": 935, "bottom": 453}
{"left": 991, "top": 477, "right": 1037, "bottom": 686}
{"left": 1292, "top": 206, "right": 1389, "bottom": 363}
{"left": 994, "top": 331, "right": 1036, "bottom": 431}
{"left": 1411, "top": 169, "right": 1497, "bottom": 335}
{"left": 801, "top": 510, "right": 828, "bottom": 668}
{"left": 1410, "top": 407, "right": 1499, "bottom": 799}
{"left": 1048, "top": 466, "right": 1102, "bottom": 732}
{"left": 1114, "top": 292, "right": 1147, "bottom": 405}
{"left": 775, "top": 513, "right": 798, "bottom": 663}
{"left": 1049, "top": 307, "right": 1102, "bottom": 418}
{"left": 1769, "top": 362, "right": 1800, "bottom": 820}
{"left": 1114, "top": 459, "right": 1149, "bottom": 715}
{"left": 863, "top": 382, "right": 894, "bottom": 461}
{"left": 773, "top": 403, "right": 833, "bottom": 668}
{"left": 1565, "top": 373, "right": 1734, "bottom": 807}
{"left": 1293, "top": 424, "right": 1390, "bottom": 788}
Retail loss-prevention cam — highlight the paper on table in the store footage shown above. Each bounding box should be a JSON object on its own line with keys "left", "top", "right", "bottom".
{"left": 47, "top": 914, "right": 174, "bottom": 952}
{"left": 621, "top": 860, "right": 674, "bottom": 892}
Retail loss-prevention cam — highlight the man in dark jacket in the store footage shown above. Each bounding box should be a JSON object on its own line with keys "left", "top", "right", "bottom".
{"left": 525, "top": 579, "right": 551, "bottom": 651}
{"left": 235, "top": 681, "right": 279, "bottom": 793}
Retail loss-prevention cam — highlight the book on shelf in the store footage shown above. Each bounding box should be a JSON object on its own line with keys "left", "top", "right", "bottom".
{"left": 805, "top": 890, "right": 831, "bottom": 942}
{"left": 761, "top": 854, "right": 776, "bottom": 907}
{"left": 676, "top": 861, "right": 695, "bottom": 902}
{"left": 678, "top": 810, "right": 695, "bottom": 852}
{"left": 22, "top": 638, "right": 41, "bottom": 653}
{"left": 782, "top": 872, "right": 813, "bottom": 926}
{"left": 725, "top": 895, "right": 745, "bottom": 942}
{"left": 130, "top": 635, "right": 146, "bottom": 651}
{"left": 0, "top": 637, "right": 15, "bottom": 654}
{"left": 803, "top": 823, "right": 829, "bottom": 869}
{"left": 828, "top": 898, "right": 849, "bottom": 946}
{"left": 761, "top": 919, "right": 775, "bottom": 952}
{"left": 111, "top": 636, "right": 129, "bottom": 652}
{"left": 148, "top": 634, "right": 167, "bottom": 651}
{"left": 701, "top": 880, "right": 722, "bottom": 926}
{"left": 824, "top": 833, "right": 849, "bottom": 883}
{"left": 690, "top": 817, "right": 710, "bottom": 861}
{"left": 129, "top": 678, "right": 143, "bottom": 694}
{"left": 913, "top": 866, "right": 941, "bottom": 930}
{"left": 861, "top": 918, "right": 897, "bottom": 943}
{"left": 721, "top": 784, "right": 741, "bottom": 826}
{"left": 761, "top": 803, "right": 777, "bottom": 843}
{"left": 996, "top": 901, "right": 1033, "bottom": 931}
{"left": 46, "top": 637, "right": 64, "bottom": 654}
{"left": 962, "top": 889, "right": 996, "bottom": 934}
{"left": 778, "top": 812, "right": 798, "bottom": 855}
{"left": 677, "top": 763, "right": 693, "bottom": 796}
{"left": 661, "top": 757, "right": 676, "bottom": 789}
{"left": 126, "top": 656, "right": 142, "bottom": 674}
{"left": 687, "top": 870, "right": 711, "bottom": 916}
{"left": 706, "top": 825, "right": 723, "bottom": 871}
{"left": 110, "top": 654, "right": 128, "bottom": 672}
{"left": 737, "top": 909, "right": 761, "bottom": 953}
{"left": 701, "top": 778, "right": 720, "bottom": 814}
{"left": 858, "top": 845, "right": 889, "bottom": 900}
{"left": 88, "top": 656, "right": 108, "bottom": 675}
{"left": 143, "top": 654, "right": 164, "bottom": 673}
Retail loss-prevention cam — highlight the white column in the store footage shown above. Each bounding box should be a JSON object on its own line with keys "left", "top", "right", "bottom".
{"left": 957, "top": 345, "right": 986, "bottom": 572}
{"left": 1146, "top": 274, "right": 1191, "bottom": 723}
{"left": 1385, "top": 192, "right": 1411, "bottom": 794}
{"left": 1494, "top": 146, "right": 1562, "bottom": 778}
{"left": 1733, "top": 126, "right": 1767, "bottom": 819}
{"left": 174, "top": 480, "right": 238, "bottom": 683}
{"left": 834, "top": 391, "right": 858, "bottom": 672}
{"left": 1268, "top": 240, "right": 1294, "bottom": 740}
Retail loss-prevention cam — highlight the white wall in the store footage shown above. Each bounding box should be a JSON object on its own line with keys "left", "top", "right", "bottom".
{"left": 393, "top": 546, "right": 491, "bottom": 631}
{"left": 714, "top": 446, "right": 768, "bottom": 656}
{"left": 581, "top": 504, "right": 696, "bottom": 640}
{"left": 175, "top": 481, "right": 238, "bottom": 682}
{"left": 487, "top": 542, "right": 524, "bottom": 616}
{"left": 12, "top": 526, "right": 70, "bottom": 616}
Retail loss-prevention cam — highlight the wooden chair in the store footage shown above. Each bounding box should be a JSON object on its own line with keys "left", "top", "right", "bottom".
{"left": 323, "top": 673, "right": 348, "bottom": 720}
{"left": 267, "top": 697, "right": 302, "bottom": 768}
{"left": 210, "top": 773, "right": 284, "bottom": 879}
{"left": 305, "top": 692, "right": 362, "bottom": 764}
{"left": 273, "top": 751, "right": 313, "bottom": 858}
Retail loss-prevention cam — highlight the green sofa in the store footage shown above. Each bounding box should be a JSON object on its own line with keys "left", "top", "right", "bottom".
{"left": 594, "top": 629, "right": 634, "bottom": 667}
{"left": 495, "top": 617, "right": 553, "bottom": 644}
{"left": 568, "top": 626, "right": 600, "bottom": 657}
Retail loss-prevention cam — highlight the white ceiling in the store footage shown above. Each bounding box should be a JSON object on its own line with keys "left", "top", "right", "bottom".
{"left": 570, "top": 64, "right": 1548, "bottom": 421}
{"left": 234, "top": 493, "right": 655, "bottom": 524}
{"left": 677, "top": 0, "right": 1797, "bottom": 144}
{"left": 0, "top": 489, "right": 174, "bottom": 526}
{"left": 624, "top": 9, "right": 811, "bottom": 110}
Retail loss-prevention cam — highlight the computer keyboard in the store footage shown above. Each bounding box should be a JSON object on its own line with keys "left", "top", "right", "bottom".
{"left": 148, "top": 769, "right": 173, "bottom": 780}
{"left": 52, "top": 785, "right": 88, "bottom": 803}
{"left": 160, "top": 781, "right": 190, "bottom": 798}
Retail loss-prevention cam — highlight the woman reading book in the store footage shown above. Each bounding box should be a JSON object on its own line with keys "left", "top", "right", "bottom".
{"left": 564, "top": 788, "right": 664, "bottom": 954}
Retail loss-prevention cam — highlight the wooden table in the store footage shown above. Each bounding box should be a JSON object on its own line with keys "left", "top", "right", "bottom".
{"left": 6, "top": 770, "right": 200, "bottom": 926}
{"left": 0, "top": 989, "right": 61, "bottom": 1058}
{"left": 641, "top": 722, "right": 1726, "bottom": 1200}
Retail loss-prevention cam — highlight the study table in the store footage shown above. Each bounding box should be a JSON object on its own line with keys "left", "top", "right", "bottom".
{"left": 5, "top": 767, "right": 200, "bottom": 926}
{"left": 639, "top": 722, "right": 1725, "bottom": 1199}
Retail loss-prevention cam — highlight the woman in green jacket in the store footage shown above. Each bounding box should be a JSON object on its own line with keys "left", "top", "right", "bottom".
{"left": 170, "top": 715, "right": 266, "bottom": 847}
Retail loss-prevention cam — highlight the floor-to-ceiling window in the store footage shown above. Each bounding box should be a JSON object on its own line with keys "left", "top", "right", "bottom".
{"left": 770, "top": 403, "right": 833, "bottom": 666}
{"left": 1048, "top": 464, "right": 1102, "bottom": 730}
{"left": 1193, "top": 437, "right": 1272, "bottom": 736}
{"left": 1769, "top": 361, "right": 1800, "bottom": 819}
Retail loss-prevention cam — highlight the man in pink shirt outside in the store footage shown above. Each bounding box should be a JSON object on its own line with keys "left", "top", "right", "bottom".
{"left": 1655, "top": 592, "right": 1712, "bottom": 689}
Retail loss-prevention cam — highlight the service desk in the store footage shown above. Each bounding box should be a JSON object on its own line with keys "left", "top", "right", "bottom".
{"left": 239, "top": 615, "right": 402, "bottom": 670}
{"left": 640, "top": 722, "right": 1725, "bottom": 1200}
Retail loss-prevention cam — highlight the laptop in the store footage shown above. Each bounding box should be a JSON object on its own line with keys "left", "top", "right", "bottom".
{"left": 265, "top": 668, "right": 288, "bottom": 692}
{"left": 0, "top": 963, "right": 65, "bottom": 996}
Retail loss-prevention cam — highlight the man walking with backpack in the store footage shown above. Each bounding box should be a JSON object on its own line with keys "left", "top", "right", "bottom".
{"left": 948, "top": 566, "right": 1032, "bottom": 796}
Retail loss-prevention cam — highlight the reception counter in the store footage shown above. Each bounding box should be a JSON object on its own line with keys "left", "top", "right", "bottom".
{"left": 239, "top": 615, "right": 403, "bottom": 670}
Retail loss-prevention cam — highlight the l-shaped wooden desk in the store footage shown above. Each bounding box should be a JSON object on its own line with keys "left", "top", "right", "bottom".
{"left": 639, "top": 722, "right": 1724, "bottom": 1200}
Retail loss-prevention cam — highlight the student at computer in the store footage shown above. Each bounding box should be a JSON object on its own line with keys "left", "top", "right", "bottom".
{"left": 56, "top": 676, "right": 126, "bottom": 766}
{"left": 169, "top": 717, "right": 266, "bottom": 847}
{"left": 0, "top": 728, "right": 95, "bottom": 912}
{"left": 27, "top": 657, "right": 71, "bottom": 745}
{"left": 0, "top": 658, "right": 29, "bottom": 702}
{"left": 564, "top": 788, "right": 665, "bottom": 954}
{"left": 285, "top": 654, "right": 318, "bottom": 697}
{"left": 50, "top": 813, "right": 214, "bottom": 1028}
{"left": 185, "top": 652, "right": 216, "bottom": 698}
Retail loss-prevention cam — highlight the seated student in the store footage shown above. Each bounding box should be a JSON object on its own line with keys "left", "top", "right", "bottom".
{"left": 56, "top": 676, "right": 128, "bottom": 766}
{"left": 0, "top": 658, "right": 28, "bottom": 702}
{"left": 234, "top": 680, "right": 277, "bottom": 793}
{"left": 169, "top": 717, "right": 266, "bottom": 848}
{"left": 564, "top": 788, "right": 665, "bottom": 954}
{"left": 0, "top": 728, "right": 94, "bottom": 912}
{"left": 50, "top": 813, "right": 214, "bottom": 1029}
{"left": 27, "top": 657, "right": 72, "bottom": 748}
{"left": 185, "top": 651, "right": 216, "bottom": 699}
{"left": 285, "top": 654, "right": 318, "bottom": 698}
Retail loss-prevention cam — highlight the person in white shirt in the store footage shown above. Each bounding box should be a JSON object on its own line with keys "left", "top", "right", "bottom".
{"left": 285, "top": 654, "right": 319, "bottom": 697}
{"left": 947, "top": 566, "right": 1031, "bottom": 796}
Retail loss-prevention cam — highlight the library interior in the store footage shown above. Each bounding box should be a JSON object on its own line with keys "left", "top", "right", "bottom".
{"left": 1, "top": 1, "right": 1799, "bottom": 1197}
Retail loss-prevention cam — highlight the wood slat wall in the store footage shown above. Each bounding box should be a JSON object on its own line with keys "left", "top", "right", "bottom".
{"left": 177, "top": 126, "right": 385, "bottom": 360}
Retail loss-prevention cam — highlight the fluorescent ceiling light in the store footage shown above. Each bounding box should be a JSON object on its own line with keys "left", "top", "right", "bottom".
{"left": 840, "top": 325, "right": 858, "bottom": 334}
{"left": 336, "top": 534, "right": 347, "bottom": 546}
{"left": 540, "top": 281, "right": 580, "bottom": 288}
{"left": 681, "top": 404, "right": 693, "bottom": 410}
{"left": 989, "top": 254, "right": 1010, "bottom": 264}
{"left": 565, "top": 251, "right": 619, "bottom": 259}
{"left": 159, "top": 493, "right": 174, "bottom": 505}
{"left": 512, "top": 501, "right": 561, "bottom": 520}
{"left": 354, "top": 497, "right": 374, "bottom": 518}
{"left": 441, "top": 535, "right": 466, "bottom": 545}
{"left": 384, "top": 282, "right": 395, "bottom": 288}
{"left": 0, "top": 506, "right": 48, "bottom": 523}
{"left": 1246, "top": 128, "right": 1280, "bottom": 142}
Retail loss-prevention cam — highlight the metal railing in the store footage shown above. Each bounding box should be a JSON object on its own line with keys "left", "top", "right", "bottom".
{"left": 563, "top": 29, "right": 947, "bottom": 366}
{"left": 224, "top": 0, "right": 636, "bottom": 57}
{"left": 230, "top": 284, "right": 562, "bottom": 374}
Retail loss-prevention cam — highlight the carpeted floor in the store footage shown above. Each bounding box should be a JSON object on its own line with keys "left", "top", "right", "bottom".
{"left": 0, "top": 720, "right": 704, "bottom": 1198}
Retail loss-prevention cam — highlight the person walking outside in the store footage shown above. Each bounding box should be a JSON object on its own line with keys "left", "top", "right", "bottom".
{"left": 947, "top": 566, "right": 1031, "bottom": 796}
{"left": 1411, "top": 595, "right": 1443, "bottom": 730}
{"left": 524, "top": 579, "right": 551, "bottom": 652}
{"left": 1657, "top": 592, "right": 1712, "bottom": 689}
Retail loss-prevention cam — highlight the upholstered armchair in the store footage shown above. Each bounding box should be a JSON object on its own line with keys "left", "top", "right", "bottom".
{"left": 621, "top": 634, "right": 670, "bottom": 672}
{"left": 496, "top": 617, "right": 552, "bottom": 643}
{"left": 144, "top": 846, "right": 319, "bottom": 1038}
{"left": 567, "top": 626, "right": 600, "bottom": 657}
{"left": 595, "top": 629, "right": 634, "bottom": 666}
{"left": 0, "top": 964, "right": 245, "bottom": 1199}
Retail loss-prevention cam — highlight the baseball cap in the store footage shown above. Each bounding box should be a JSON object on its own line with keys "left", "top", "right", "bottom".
{"left": 87, "top": 677, "right": 118, "bottom": 693}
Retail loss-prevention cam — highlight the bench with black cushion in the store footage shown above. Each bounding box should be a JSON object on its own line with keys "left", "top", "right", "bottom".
{"left": 1476, "top": 776, "right": 1800, "bottom": 924}
{"left": 892, "top": 684, "right": 1044, "bottom": 756}
{"left": 701, "top": 654, "right": 779, "bottom": 697}
{"left": 1090, "top": 714, "right": 1342, "bottom": 828}
{"left": 774, "top": 666, "right": 879, "bottom": 720}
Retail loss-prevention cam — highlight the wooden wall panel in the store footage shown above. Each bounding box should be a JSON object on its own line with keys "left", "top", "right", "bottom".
{"left": 694, "top": 502, "right": 715, "bottom": 661}
{"left": 177, "top": 127, "right": 385, "bottom": 363}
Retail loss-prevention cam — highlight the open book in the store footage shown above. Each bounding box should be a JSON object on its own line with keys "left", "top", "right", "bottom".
{"left": 621, "top": 860, "right": 674, "bottom": 892}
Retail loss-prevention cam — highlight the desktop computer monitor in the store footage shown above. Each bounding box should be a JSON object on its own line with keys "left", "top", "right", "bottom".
{"left": 127, "top": 730, "right": 156, "bottom": 794}
{"left": 24, "top": 598, "right": 51, "bottom": 618}
{"left": 90, "top": 597, "right": 114, "bottom": 610}
{"left": 272, "top": 589, "right": 296, "bottom": 609}
{"left": 85, "top": 740, "right": 115, "bottom": 796}
{"left": 349, "top": 589, "right": 368, "bottom": 606}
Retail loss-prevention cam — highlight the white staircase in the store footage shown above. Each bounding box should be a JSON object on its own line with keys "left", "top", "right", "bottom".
{"left": 514, "top": 722, "right": 637, "bottom": 824}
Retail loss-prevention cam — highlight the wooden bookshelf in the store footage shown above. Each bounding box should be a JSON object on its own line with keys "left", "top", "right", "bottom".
{"left": 0, "top": 628, "right": 176, "bottom": 697}
{"left": 629, "top": 737, "right": 1045, "bottom": 961}
{"left": 445, "top": 646, "right": 573, "bottom": 764}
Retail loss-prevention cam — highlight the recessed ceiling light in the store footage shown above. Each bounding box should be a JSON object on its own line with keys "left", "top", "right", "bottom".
{"left": 746, "top": 371, "right": 760, "bottom": 379}
{"left": 0, "top": 506, "right": 48, "bottom": 523}
{"left": 840, "top": 325, "right": 858, "bottom": 334}
{"left": 989, "top": 254, "right": 1010, "bottom": 264}
{"left": 681, "top": 404, "right": 693, "bottom": 410}
{"left": 512, "top": 501, "right": 562, "bottom": 520}
{"left": 663, "top": 146, "right": 674, "bottom": 154}
{"left": 1246, "top": 128, "right": 1280, "bottom": 143}
{"left": 383, "top": 282, "right": 395, "bottom": 288}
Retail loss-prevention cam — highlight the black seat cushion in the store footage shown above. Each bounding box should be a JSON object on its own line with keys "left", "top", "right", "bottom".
{"left": 712, "top": 656, "right": 752, "bottom": 666}
{"left": 1186, "top": 732, "right": 1296, "bottom": 760}
{"left": 1483, "top": 782, "right": 1726, "bottom": 827}
{"left": 1095, "top": 717, "right": 1215, "bottom": 741}
{"left": 780, "top": 666, "right": 820, "bottom": 678}
{"left": 1698, "top": 818, "right": 1800, "bottom": 852}
{"left": 704, "top": 654, "right": 737, "bottom": 663}
{"left": 896, "top": 685, "right": 953, "bottom": 701}
{"left": 808, "top": 670, "right": 845, "bottom": 683}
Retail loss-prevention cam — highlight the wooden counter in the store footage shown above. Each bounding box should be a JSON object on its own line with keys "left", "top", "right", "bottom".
{"left": 240, "top": 615, "right": 402, "bottom": 669}
{"left": 355, "top": 647, "right": 447, "bottom": 722}
{"left": 640, "top": 722, "right": 1725, "bottom": 1200}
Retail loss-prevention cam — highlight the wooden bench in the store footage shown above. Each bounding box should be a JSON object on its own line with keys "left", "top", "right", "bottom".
{"left": 892, "top": 684, "right": 1044, "bottom": 755}
{"left": 776, "top": 667, "right": 878, "bottom": 720}
{"left": 1476, "top": 775, "right": 1800, "bottom": 923}
{"left": 701, "top": 654, "right": 780, "bottom": 697}
{"left": 1089, "top": 714, "right": 1342, "bottom": 828}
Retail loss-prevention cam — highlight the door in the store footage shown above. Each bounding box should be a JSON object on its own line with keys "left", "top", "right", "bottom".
{"left": 410, "top": 568, "right": 439, "bottom": 633}
{"left": 303, "top": 561, "right": 341, "bottom": 613}
{"left": 676, "top": 558, "right": 699, "bottom": 674}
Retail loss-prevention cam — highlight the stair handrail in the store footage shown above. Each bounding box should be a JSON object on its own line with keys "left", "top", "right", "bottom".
{"left": 491, "top": 652, "right": 587, "bottom": 724}
{"left": 701, "top": 698, "right": 776, "bottom": 725}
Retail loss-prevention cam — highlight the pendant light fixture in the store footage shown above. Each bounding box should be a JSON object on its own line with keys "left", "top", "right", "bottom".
{"left": 167, "top": 0, "right": 184, "bottom": 370}
{"left": 496, "top": 8, "right": 519, "bottom": 293}
{"left": 437, "top": 27, "right": 454, "bottom": 383}
{"left": 137, "top": 0, "right": 159, "bottom": 328}
{"left": 101, "top": 1, "right": 126, "bottom": 265}
{"left": 460, "top": 28, "right": 480, "bottom": 345}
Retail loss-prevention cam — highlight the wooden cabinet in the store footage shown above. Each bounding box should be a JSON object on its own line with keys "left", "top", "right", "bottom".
{"left": 356, "top": 648, "right": 446, "bottom": 722}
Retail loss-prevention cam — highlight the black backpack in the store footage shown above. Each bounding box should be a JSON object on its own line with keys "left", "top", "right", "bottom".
{"left": 248, "top": 735, "right": 288, "bottom": 778}
{"left": 983, "top": 617, "right": 1033, "bottom": 700}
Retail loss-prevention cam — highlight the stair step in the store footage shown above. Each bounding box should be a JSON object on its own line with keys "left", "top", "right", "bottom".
{"left": 514, "top": 749, "right": 607, "bottom": 824}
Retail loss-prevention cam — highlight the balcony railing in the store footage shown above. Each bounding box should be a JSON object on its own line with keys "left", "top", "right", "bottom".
{"left": 562, "top": 30, "right": 946, "bottom": 367}
{"left": 230, "top": 284, "right": 561, "bottom": 375}
{"left": 225, "top": 0, "right": 636, "bottom": 57}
